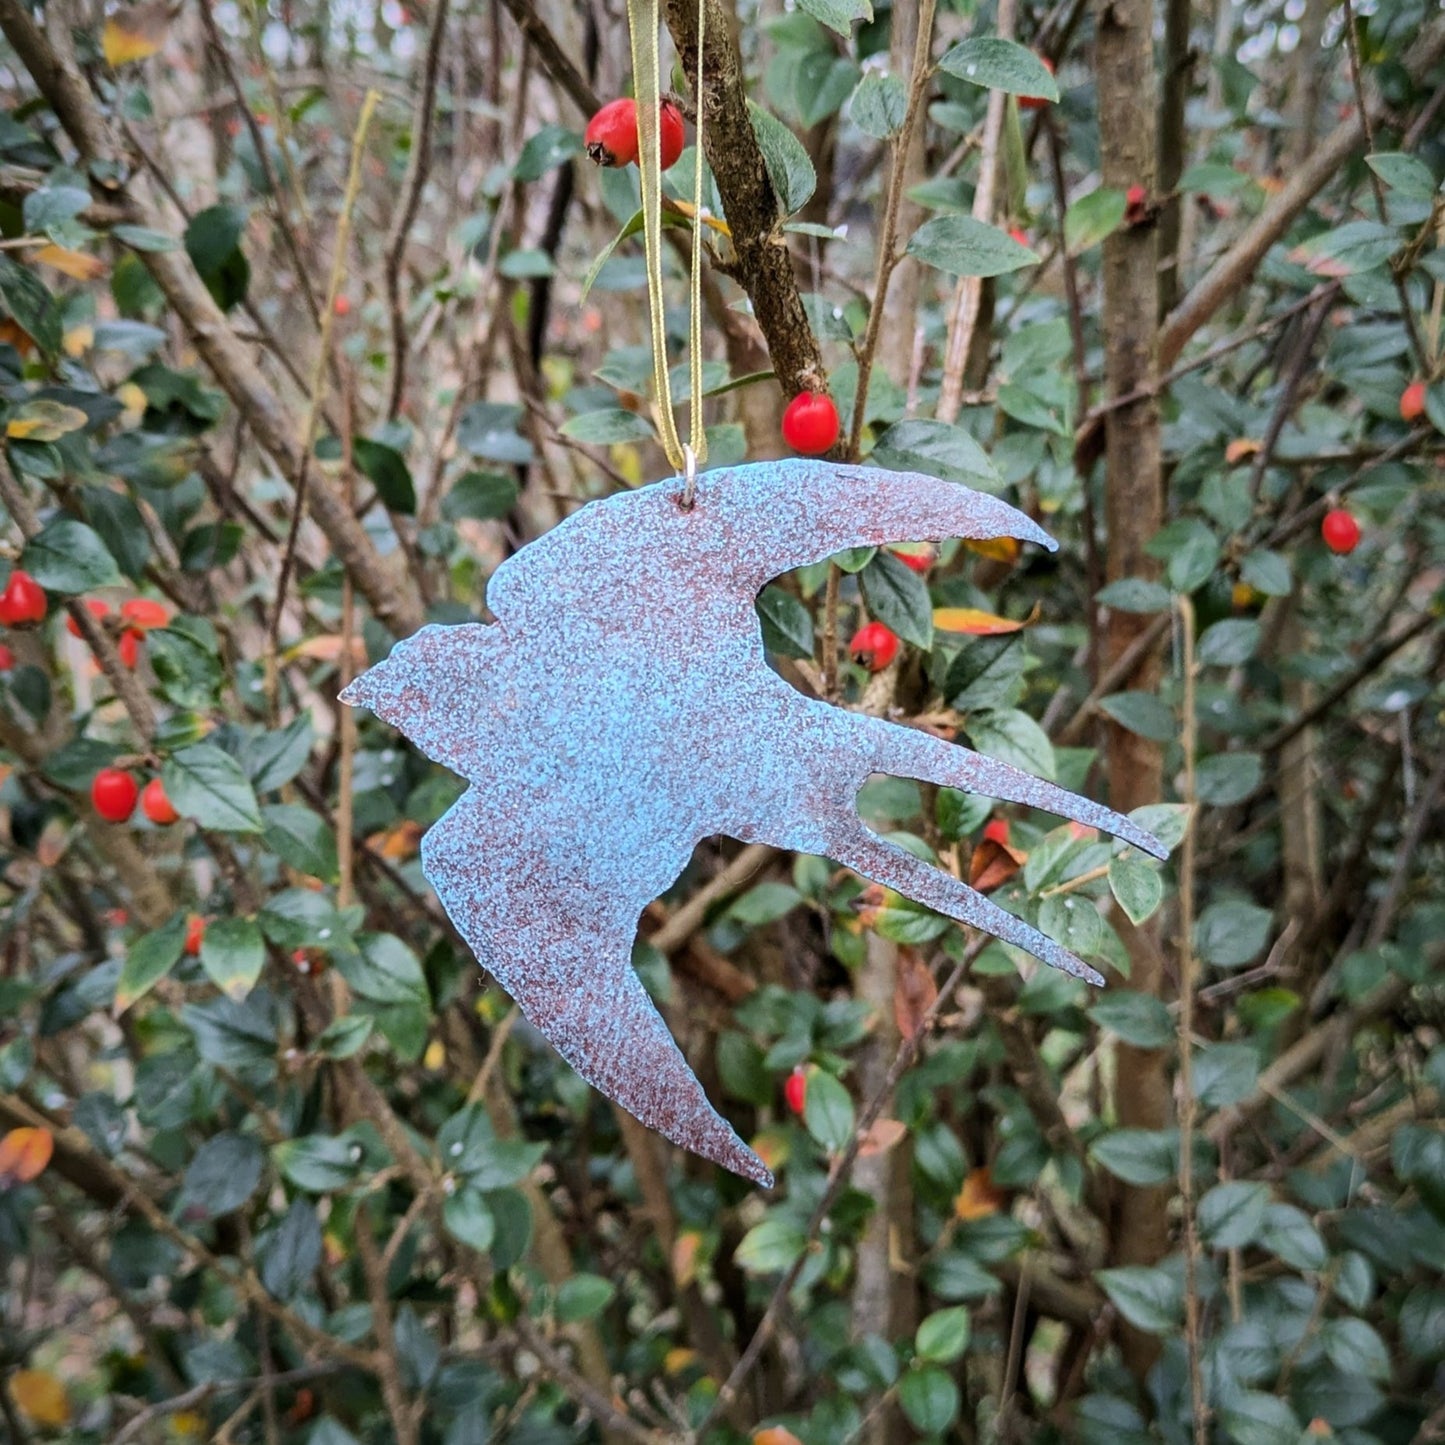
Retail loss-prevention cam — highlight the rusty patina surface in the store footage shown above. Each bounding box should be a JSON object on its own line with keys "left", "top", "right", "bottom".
{"left": 341, "top": 460, "right": 1168, "bottom": 1186}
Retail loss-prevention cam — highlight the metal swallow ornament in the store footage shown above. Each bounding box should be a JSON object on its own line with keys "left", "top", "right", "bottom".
{"left": 340, "top": 460, "right": 1168, "bottom": 1186}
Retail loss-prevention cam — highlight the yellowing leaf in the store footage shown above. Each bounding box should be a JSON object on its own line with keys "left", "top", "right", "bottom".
{"left": 663, "top": 196, "right": 732, "bottom": 237}
{"left": 102, "top": 3, "right": 170, "bottom": 65}
{"left": 62, "top": 323, "right": 94, "bottom": 357}
{"left": 285, "top": 634, "right": 368, "bottom": 665}
{"left": 964, "top": 535, "right": 1021, "bottom": 564}
{"left": 933, "top": 602, "right": 1038, "bottom": 636}
{"left": 664, "top": 1347, "right": 699, "bottom": 1375}
{"left": 1224, "top": 437, "right": 1260, "bottom": 465}
{"left": 117, "top": 382, "right": 148, "bottom": 426}
{"left": 422, "top": 1039, "right": 445, "bottom": 1070}
{"left": 36, "top": 245, "right": 107, "bottom": 281}
{"left": 0, "top": 1127, "right": 55, "bottom": 1186}
{"left": 6, "top": 400, "right": 88, "bottom": 442}
{"left": 10, "top": 1369, "right": 69, "bottom": 1427}
{"left": 954, "top": 1165, "right": 1007, "bottom": 1221}
{"left": 671, "top": 1228, "right": 704, "bottom": 1287}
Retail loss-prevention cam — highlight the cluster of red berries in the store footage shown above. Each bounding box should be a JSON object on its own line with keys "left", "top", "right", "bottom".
{"left": 0, "top": 574, "right": 171, "bottom": 668}
{"left": 92, "top": 768, "right": 180, "bottom": 825}
{"left": 585, "top": 98, "right": 686, "bottom": 171}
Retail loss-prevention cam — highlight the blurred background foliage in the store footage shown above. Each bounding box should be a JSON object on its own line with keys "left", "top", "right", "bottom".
{"left": 0, "top": 0, "right": 1442, "bottom": 1441}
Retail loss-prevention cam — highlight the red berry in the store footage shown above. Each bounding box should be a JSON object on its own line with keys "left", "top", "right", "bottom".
{"left": 120, "top": 598, "right": 170, "bottom": 631}
{"left": 781, "top": 392, "right": 840, "bottom": 455}
{"left": 1124, "top": 184, "right": 1149, "bottom": 225}
{"left": 983, "top": 817, "right": 1011, "bottom": 846}
{"left": 1009, "top": 227, "right": 1029, "bottom": 247}
{"left": 91, "top": 768, "right": 139, "bottom": 823}
{"left": 1019, "top": 56, "right": 1055, "bottom": 111}
{"left": 0, "top": 644, "right": 12, "bottom": 671}
{"left": 1321, "top": 508, "right": 1361, "bottom": 554}
{"left": 66, "top": 597, "right": 111, "bottom": 638}
{"left": 891, "top": 546, "right": 933, "bottom": 574}
{"left": 1400, "top": 380, "right": 1426, "bottom": 423}
{"left": 0, "top": 569, "right": 47, "bottom": 628}
{"left": 585, "top": 98, "right": 639, "bottom": 168}
{"left": 333, "top": 294, "right": 351, "bottom": 318}
{"left": 141, "top": 777, "right": 179, "bottom": 825}
{"left": 118, "top": 629, "right": 141, "bottom": 668}
{"left": 849, "top": 621, "right": 900, "bottom": 672}
{"left": 184, "top": 915, "right": 206, "bottom": 956}
{"left": 658, "top": 100, "right": 685, "bottom": 170}
{"left": 784, "top": 1067, "right": 807, "bottom": 1116}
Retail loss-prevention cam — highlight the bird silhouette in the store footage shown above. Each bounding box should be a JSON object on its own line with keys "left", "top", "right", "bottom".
{"left": 340, "top": 460, "right": 1168, "bottom": 1186}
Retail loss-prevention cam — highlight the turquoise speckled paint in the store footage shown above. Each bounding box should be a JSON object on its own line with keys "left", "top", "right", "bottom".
{"left": 340, "top": 460, "right": 1168, "bottom": 1186}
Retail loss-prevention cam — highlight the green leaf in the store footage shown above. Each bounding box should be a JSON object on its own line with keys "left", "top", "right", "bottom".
{"left": 0, "top": 254, "right": 61, "bottom": 354}
{"left": 1217, "top": 1393, "right": 1301, "bottom": 1445}
{"left": 860, "top": 551, "right": 933, "bottom": 649}
{"left": 336, "top": 933, "right": 429, "bottom": 1007}
{"left": 756, "top": 585, "right": 815, "bottom": 659}
{"left": 1090, "top": 1128, "right": 1176, "bottom": 1185}
{"left": 556, "top": 1273, "right": 616, "bottom": 1323}
{"left": 1193, "top": 1041, "right": 1260, "bottom": 1107}
{"left": 1257, "top": 1201, "right": 1327, "bottom": 1271}
{"left": 273, "top": 1133, "right": 365, "bottom": 1193}
{"left": 1065, "top": 188, "right": 1127, "bottom": 255}
{"left": 1097, "top": 691, "right": 1176, "bottom": 742}
{"left": 964, "top": 709, "right": 1055, "bottom": 781}
{"left": 245, "top": 715, "right": 315, "bottom": 793}
{"left": 184, "top": 204, "right": 250, "bottom": 310}
{"left": 457, "top": 402, "right": 534, "bottom": 464}
{"left": 850, "top": 71, "right": 907, "bottom": 138}
{"left": 898, "top": 1366, "right": 960, "bottom": 1434}
{"left": 112, "top": 224, "right": 180, "bottom": 252}
{"left": 513, "top": 123, "right": 582, "bottom": 181}
{"left": 1240, "top": 548, "right": 1291, "bottom": 596}
{"left": 20, "top": 518, "right": 120, "bottom": 593}
{"left": 1392, "top": 1124, "right": 1445, "bottom": 1220}
{"left": 162, "top": 745, "right": 264, "bottom": 834}
{"left": 1096, "top": 1265, "right": 1182, "bottom": 1334}
{"left": 1296, "top": 219, "right": 1400, "bottom": 275}
{"left": 437, "top": 1105, "right": 545, "bottom": 1189}
{"left": 1127, "top": 803, "right": 1191, "bottom": 851}
{"left": 148, "top": 625, "right": 223, "bottom": 711}
{"left": 352, "top": 438, "right": 417, "bottom": 515}
{"left": 729, "top": 881, "right": 804, "bottom": 926}
{"left": 915, "top": 1306, "right": 971, "bottom": 1363}
{"left": 1195, "top": 752, "right": 1263, "bottom": 806}
{"left": 115, "top": 913, "right": 188, "bottom": 1013}
{"left": 1096, "top": 577, "right": 1171, "bottom": 613}
{"left": 906, "top": 215, "right": 1038, "bottom": 277}
{"left": 200, "top": 917, "right": 265, "bottom": 1001}
{"left": 1365, "top": 151, "right": 1438, "bottom": 200}
{"left": 559, "top": 409, "right": 655, "bottom": 445}
{"left": 1321, "top": 1316, "right": 1392, "bottom": 1382}
{"left": 804, "top": 1069, "right": 855, "bottom": 1152}
{"left": 1091, "top": 990, "right": 1173, "bottom": 1047}
{"left": 1108, "top": 854, "right": 1164, "bottom": 925}
{"left": 444, "top": 470, "right": 519, "bottom": 523}
{"left": 313, "top": 1015, "right": 373, "bottom": 1060}
{"left": 937, "top": 38, "right": 1060, "bottom": 100}
{"left": 747, "top": 101, "right": 816, "bottom": 216}
{"left": 735, "top": 1216, "right": 808, "bottom": 1274}
{"left": 1198, "top": 1180, "right": 1270, "bottom": 1248}
{"left": 871, "top": 418, "right": 1002, "bottom": 487}
{"left": 257, "top": 1199, "right": 322, "bottom": 1300}
{"left": 176, "top": 1132, "right": 264, "bottom": 1221}
{"left": 1194, "top": 900, "right": 1272, "bottom": 968}
{"left": 443, "top": 1187, "right": 496, "bottom": 1253}
{"left": 262, "top": 804, "right": 339, "bottom": 882}
{"left": 796, "top": 0, "right": 872, "bottom": 35}
{"left": 1197, "top": 618, "right": 1260, "bottom": 665}
{"left": 182, "top": 995, "right": 276, "bottom": 1070}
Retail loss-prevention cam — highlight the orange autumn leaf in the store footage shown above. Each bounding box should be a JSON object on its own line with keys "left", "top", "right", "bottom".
{"left": 894, "top": 947, "right": 938, "bottom": 1043}
{"left": 367, "top": 818, "right": 422, "bottom": 860}
{"left": 286, "top": 633, "right": 368, "bottom": 665}
{"left": 35, "top": 245, "right": 107, "bottom": 281}
{"left": 0, "top": 318, "right": 36, "bottom": 356}
{"left": 964, "top": 535, "right": 1021, "bottom": 564}
{"left": 954, "top": 1165, "right": 1008, "bottom": 1221}
{"left": 10, "top": 1369, "right": 69, "bottom": 1428}
{"left": 1224, "top": 437, "right": 1260, "bottom": 465}
{"left": 102, "top": 2, "right": 170, "bottom": 65}
{"left": 0, "top": 1126, "right": 54, "bottom": 1187}
{"left": 671, "top": 1228, "right": 704, "bottom": 1288}
{"left": 933, "top": 601, "right": 1040, "bottom": 636}
{"left": 968, "top": 838, "right": 1025, "bottom": 893}
{"left": 857, "top": 1117, "right": 908, "bottom": 1158}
